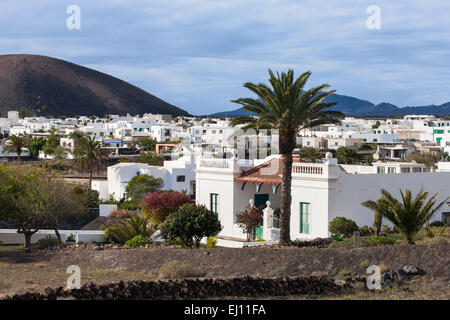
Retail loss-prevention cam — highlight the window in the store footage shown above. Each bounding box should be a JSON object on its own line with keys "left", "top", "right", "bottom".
{"left": 412, "top": 167, "right": 422, "bottom": 173}
{"left": 401, "top": 168, "right": 410, "bottom": 173}
{"left": 136, "top": 171, "right": 141, "bottom": 176}
{"left": 210, "top": 194, "right": 219, "bottom": 214}
{"left": 388, "top": 167, "right": 396, "bottom": 174}
{"left": 377, "top": 166, "right": 385, "bottom": 174}
{"left": 176, "top": 175, "right": 185, "bottom": 182}
{"left": 300, "top": 202, "right": 310, "bottom": 234}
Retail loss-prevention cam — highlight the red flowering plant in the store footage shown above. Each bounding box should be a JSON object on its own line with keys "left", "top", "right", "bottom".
{"left": 236, "top": 204, "right": 264, "bottom": 241}
{"left": 141, "top": 190, "right": 194, "bottom": 225}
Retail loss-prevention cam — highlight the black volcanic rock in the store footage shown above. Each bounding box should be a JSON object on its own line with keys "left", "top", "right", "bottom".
{"left": 0, "top": 54, "right": 189, "bottom": 117}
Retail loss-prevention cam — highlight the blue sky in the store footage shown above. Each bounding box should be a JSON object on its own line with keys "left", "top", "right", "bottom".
{"left": 1, "top": 0, "right": 450, "bottom": 115}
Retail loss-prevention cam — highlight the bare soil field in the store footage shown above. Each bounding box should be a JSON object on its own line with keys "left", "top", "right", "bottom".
{"left": 1, "top": 244, "right": 449, "bottom": 299}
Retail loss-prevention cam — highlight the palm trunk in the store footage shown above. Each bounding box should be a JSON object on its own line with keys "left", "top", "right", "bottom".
{"left": 89, "top": 168, "right": 93, "bottom": 189}
{"left": 279, "top": 152, "right": 293, "bottom": 246}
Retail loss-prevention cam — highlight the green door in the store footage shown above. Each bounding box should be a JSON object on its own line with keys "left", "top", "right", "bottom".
{"left": 254, "top": 194, "right": 269, "bottom": 240}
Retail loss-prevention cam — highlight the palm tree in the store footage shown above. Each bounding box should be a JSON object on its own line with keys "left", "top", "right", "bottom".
{"left": 231, "top": 69, "right": 343, "bottom": 245}
{"left": 73, "top": 136, "right": 109, "bottom": 188}
{"left": 3, "top": 134, "right": 31, "bottom": 162}
{"left": 301, "top": 147, "right": 320, "bottom": 163}
{"left": 362, "top": 189, "right": 449, "bottom": 244}
{"left": 336, "top": 146, "right": 359, "bottom": 164}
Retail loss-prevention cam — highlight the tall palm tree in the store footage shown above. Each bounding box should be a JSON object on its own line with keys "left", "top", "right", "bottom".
{"left": 231, "top": 69, "right": 343, "bottom": 245}
{"left": 3, "top": 134, "right": 31, "bottom": 162}
{"left": 73, "top": 136, "right": 109, "bottom": 188}
{"left": 362, "top": 189, "right": 449, "bottom": 244}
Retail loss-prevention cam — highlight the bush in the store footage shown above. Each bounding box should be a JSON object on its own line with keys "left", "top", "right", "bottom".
{"left": 118, "top": 200, "right": 140, "bottom": 211}
{"left": 367, "top": 235, "right": 396, "bottom": 246}
{"left": 104, "top": 214, "right": 155, "bottom": 244}
{"left": 161, "top": 204, "right": 222, "bottom": 248}
{"left": 236, "top": 204, "right": 264, "bottom": 241}
{"left": 331, "top": 233, "right": 344, "bottom": 242}
{"left": 36, "top": 236, "right": 62, "bottom": 249}
{"left": 359, "top": 225, "right": 374, "bottom": 235}
{"left": 328, "top": 237, "right": 353, "bottom": 249}
{"left": 66, "top": 234, "right": 76, "bottom": 242}
{"left": 429, "top": 221, "right": 446, "bottom": 227}
{"left": 158, "top": 260, "right": 205, "bottom": 279}
{"left": 107, "top": 210, "right": 131, "bottom": 219}
{"left": 206, "top": 236, "right": 217, "bottom": 248}
{"left": 141, "top": 191, "right": 194, "bottom": 225}
{"left": 124, "top": 235, "right": 153, "bottom": 248}
{"left": 329, "top": 217, "right": 359, "bottom": 237}
{"left": 382, "top": 224, "right": 391, "bottom": 233}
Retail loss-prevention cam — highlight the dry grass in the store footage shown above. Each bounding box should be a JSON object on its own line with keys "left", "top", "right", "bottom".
{"left": 158, "top": 260, "right": 205, "bottom": 279}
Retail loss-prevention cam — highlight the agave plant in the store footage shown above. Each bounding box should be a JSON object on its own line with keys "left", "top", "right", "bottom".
{"left": 104, "top": 213, "right": 155, "bottom": 245}
{"left": 362, "top": 189, "right": 449, "bottom": 244}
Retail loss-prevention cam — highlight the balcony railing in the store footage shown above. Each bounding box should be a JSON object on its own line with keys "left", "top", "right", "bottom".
{"left": 199, "top": 159, "right": 230, "bottom": 169}
{"left": 292, "top": 163, "right": 324, "bottom": 175}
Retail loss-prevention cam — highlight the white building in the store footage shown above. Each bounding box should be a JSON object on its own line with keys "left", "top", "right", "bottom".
{"left": 93, "top": 156, "right": 196, "bottom": 201}
{"left": 195, "top": 153, "right": 450, "bottom": 241}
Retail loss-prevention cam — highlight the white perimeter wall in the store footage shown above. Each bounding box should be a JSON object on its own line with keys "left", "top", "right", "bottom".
{"left": 0, "top": 229, "right": 105, "bottom": 245}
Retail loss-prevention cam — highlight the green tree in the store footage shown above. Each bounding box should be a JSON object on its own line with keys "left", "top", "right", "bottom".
{"left": 137, "top": 137, "right": 157, "bottom": 151}
{"left": 301, "top": 147, "right": 320, "bottom": 162}
{"left": 19, "top": 110, "right": 28, "bottom": 119}
{"left": 231, "top": 69, "right": 343, "bottom": 245}
{"left": 3, "top": 134, "right": 31, "bottom": 162}
{"left": 73, "top": 136, "right": 109, "bottom": 188}
{"left": 336, "top": 146, "right": 359, "bottom": 164}
{"left": 161, "top": 203, "right": 222, "bottom": 248}
{"left": 0, "top": 166, "right": 48, "bottom": 247}
{"left": 362, "top": 189, "right": 449, "bottom": 244}
{"left": 28, "top": 137, "right": 47, "bottom": 158}
{"left": 125, "top": 174, "right": 163, "bottom": 205}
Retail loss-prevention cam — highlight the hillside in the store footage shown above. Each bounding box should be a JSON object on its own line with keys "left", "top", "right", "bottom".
{"left": 0, "top": 54, "right": 189, "bottom": 117}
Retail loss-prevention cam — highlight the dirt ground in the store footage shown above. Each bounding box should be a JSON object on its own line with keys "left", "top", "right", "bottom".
{"left": 1, "top": 243, "right": 449, "bottom": 299}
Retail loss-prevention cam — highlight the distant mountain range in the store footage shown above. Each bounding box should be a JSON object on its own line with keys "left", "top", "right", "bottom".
{"left": 0, "top": 54, "right": 190, "bottom": 117}
{"left": 210, "top": 93, "right": 450, "bottom": 117}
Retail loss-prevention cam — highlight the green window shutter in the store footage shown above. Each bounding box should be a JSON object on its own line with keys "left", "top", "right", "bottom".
{"left": 300, "top": 202, "right": 311, "bottom": 234}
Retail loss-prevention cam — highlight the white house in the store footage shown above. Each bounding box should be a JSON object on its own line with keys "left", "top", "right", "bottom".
{"left": 93, "top": 156, "right": 196, "bottom": 201}
{"left": 195, "top": 153, "right": 450, "bottom": 242}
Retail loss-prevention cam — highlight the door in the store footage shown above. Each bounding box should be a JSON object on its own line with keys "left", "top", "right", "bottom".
{"left": 254, "top": 194, "right": 269, "bottom": 240}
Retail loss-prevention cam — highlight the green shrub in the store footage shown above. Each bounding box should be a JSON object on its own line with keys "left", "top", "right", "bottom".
{"left": 104, "top": 214, "right": 155, "bottom": 245}
{"left": 331, "top": 233, "right": 344, "bottom": 242}
{"left": 66, "top": 234, "right": 76, "bottom": 242}
{"left": 36, "top": 235, "right": 62, "bottom": 249}
{"left": 161, "top": 204, "right": 222, "bottom": 248}
{"left": 329, "top": 217, "right": 359, "bottom": 237}
{"left": 158, "top": 260, "right": 205, "bottom": 279}
{"left": 206, "top": 236, "right": 217, "bottom": 248}
{"left": 382, "top": 224, "right": 391, "bottom": 233}
{"left": 328, "top": 237, "right": 353, "bottom": 248}
{"left": 124, "top": 235, "right": 153, "bottom": 248}
{"left": 367, "top": 235, "right": 396, "bottom": 246}
{"left": 359, "top": 225, "right": 374, "bottom": 235}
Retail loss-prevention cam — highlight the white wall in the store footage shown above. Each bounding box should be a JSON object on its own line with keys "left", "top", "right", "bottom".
{"left": 0, "top": 229, "right": 105, "bottom": 245}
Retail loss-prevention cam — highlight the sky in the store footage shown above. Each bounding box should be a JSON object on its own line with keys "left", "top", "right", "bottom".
{"left": 1, "top": 0, "right": 450, "bottom": 115}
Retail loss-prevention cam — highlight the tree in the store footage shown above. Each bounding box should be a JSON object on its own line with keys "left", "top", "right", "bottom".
{"left": 161, "top": 203, "right": 222, "bottom": 248}
{"left": 301, "top": 147, "right": 320, "bottom": 162}
{"left": 28, "top": 137, "right": 47, "bottom": 158}
{"left": 19, "top": 110, "right": 28, "bottom": 119}
{"left": 0, "top": 166, "right": 48, "bottom": 247}
{"left": 231, "top": 69, "right": 343, "bottom": 245}
{"left": 73, "top": 136, "right": 109, "bottom": 188}
{"left": 39, "top": 177, "right": 82, "bottom": 241}
{"left": 125, "top": 174, "right": 163, "bottom": 205}
{"left": 236, "top": 204, "right": 264, "bottom": 241}
{"left": 362, "top": 189, "right": 449, "bottom": 244}
{"left": 119, "top": 151, "right": 164, "bottom": 166}
{"left": 137, "top": 137, "right": 157, "bottom": 151}
{"left": 336, "top": 146, "right": 359, "bottom": 164}
{"left": 3, "top": 134, "right": 31, "bottom": 162}
{"left": 68, "top": 131, "right": 85, "bottom": 147}
{"left": 141, "top": 191, "right": 193, "bottom": 225}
